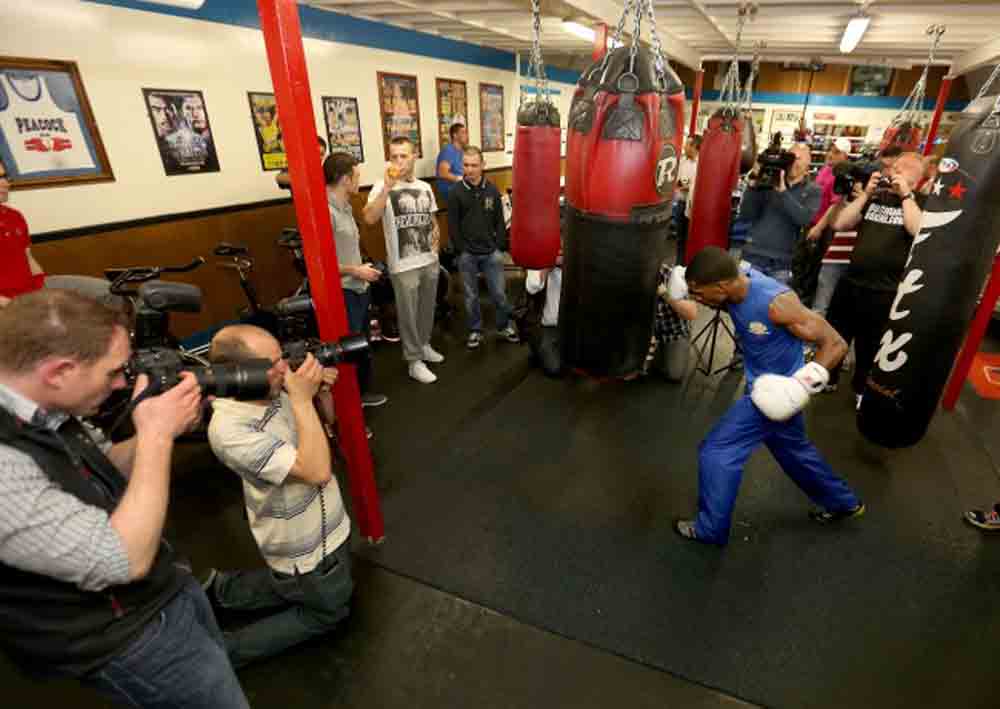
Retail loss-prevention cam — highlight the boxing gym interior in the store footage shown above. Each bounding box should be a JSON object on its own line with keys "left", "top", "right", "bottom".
{"left": 3, "top": 0, "right": 1000, "bottom": 707}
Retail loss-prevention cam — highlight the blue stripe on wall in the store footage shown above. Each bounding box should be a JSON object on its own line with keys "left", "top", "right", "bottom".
{"left": 86, "top": 0, "right": 516, "bottom": 72}
{"left": 688, "top": 88, "right": 967, "bottom": 112}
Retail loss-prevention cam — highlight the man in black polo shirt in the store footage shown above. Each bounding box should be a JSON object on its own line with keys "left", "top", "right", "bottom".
{"left": 448, "top": 145, "right": 517, "bottom": 349}
{"left": 825, "top": 151, "right": 925, "bottom": 408}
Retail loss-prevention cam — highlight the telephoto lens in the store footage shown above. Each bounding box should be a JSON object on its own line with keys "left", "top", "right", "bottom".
{"left": 282, "top": 334, "right": 370, "bottom": 370}
{"left": 128, "top": 348, "right": 272, "bottom": 399}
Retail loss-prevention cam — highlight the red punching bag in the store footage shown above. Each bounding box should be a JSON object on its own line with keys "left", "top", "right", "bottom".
{"left": 880, "top": 121, "right": 923, "bottom": 154}
{"left": 511, "top": 100, "right": 561, "bottom": 269}
{"left": 561, "top": 44, "right": 685, "bottom": 377}
{"left": 685, "top": 109, "right": 742, "bottom": 264}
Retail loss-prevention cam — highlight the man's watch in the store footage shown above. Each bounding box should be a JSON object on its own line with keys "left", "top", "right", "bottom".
{"left": 901, "top": 192, "right": 915, "bottom": 202}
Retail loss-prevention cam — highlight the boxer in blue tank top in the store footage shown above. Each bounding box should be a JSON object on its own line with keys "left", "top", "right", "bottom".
{"left": 671, "top": 246, "right": 864, "bottom": 545}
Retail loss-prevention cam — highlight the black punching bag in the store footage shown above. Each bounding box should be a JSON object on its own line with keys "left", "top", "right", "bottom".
{"left": 858, "top": 95, "right": 1000, "bottom": 448}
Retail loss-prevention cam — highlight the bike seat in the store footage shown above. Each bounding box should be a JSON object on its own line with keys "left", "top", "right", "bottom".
{"left": 214, "top": 242, "right": 249, "bottom": 257}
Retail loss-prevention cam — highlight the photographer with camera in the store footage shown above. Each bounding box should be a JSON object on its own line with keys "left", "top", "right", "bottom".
{"left": 204, "top": 324, "right": 353, "bottom": 669}
{"left": 740, "top": 143, "right": 820, "bottom": 284}
{"left": 325, "top": 151, "right": 388, "bottom": 409}
{"left": 824, "top": 152, "right": 926, "bottom": 407}
{"left": 0, "top": 290, "right": 248, "bottom": 708}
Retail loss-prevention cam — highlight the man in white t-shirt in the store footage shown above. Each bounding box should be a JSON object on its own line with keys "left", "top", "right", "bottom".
{"left": 204, "top": 325, "right": 352, "bottom": 669}
{"left": 363, "top": 136, "right": 444, "bottom": 384}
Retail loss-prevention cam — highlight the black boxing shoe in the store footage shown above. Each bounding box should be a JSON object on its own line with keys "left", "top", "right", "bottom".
{"left": 810, "top": 503, "right": 865, "bottom": 524}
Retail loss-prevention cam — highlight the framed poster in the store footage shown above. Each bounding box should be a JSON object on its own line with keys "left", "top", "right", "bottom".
{"left": 322, "top": 96, "right": 364, "bottom": 162}
{"left": 0, "top": 56, "right": 114, "bottom": 190}
{"left": 247, "top": 91, "right": 285, "bottom": 171}
{"left": 142, "top": 88, "right": 220, "bottom": 176}
{"left": 479, "top": 82, "right": 505, "bottom": 152}
{"left": 377, "top": 72, "right": 422, "bottom": 159}
{"left": 435, "top": 78, "right": 467, "bottom": 152}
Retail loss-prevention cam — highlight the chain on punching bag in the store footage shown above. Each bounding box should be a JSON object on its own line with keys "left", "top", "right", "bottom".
{"left": 561, "top": 0, "right": 685, "bottom": 377}
{"left": 510, "top": 0, "right": 561, "bottom": 269}
{"left": 859, "top": 75, "right": 1000, "bottom": 448}
{"left": 880, "top": 25, "right": 945, "bottom": 153}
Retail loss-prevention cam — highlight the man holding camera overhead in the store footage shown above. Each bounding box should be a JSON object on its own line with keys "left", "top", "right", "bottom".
{"left": 0, "top": 290, "right": 249, "bottom": 708}
{"left": 739, "top": 143, "right": 820, "bottom": 284}
{"left": 204, "top": 324, "right": 353, "bottom": 669}
{"left": 823, "top": 152, "right": 925, "bottom": 408}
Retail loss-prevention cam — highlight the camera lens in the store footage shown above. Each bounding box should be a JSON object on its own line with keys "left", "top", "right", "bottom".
{"left": 193, "top": 359, "right": 272, "bottom": 399}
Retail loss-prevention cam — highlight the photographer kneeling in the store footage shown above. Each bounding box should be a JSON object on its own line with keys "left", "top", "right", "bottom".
{"left": 740, "top": 143, "right": 820, "bottom": 284}
{"left": 0, "top": 290, "right": 248, "bottom": 708}
{"left": 204, "top": 324, "right": 353, "bottom": 669}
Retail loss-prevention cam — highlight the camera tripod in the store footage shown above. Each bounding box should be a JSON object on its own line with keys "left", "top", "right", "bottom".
{"left": 691, "top": 307, "right": 742, "bottom": 376}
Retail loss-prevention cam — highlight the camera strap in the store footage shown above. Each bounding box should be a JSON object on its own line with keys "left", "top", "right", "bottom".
{"left": 109, "top": 381, "right": 161, "bottom": 437}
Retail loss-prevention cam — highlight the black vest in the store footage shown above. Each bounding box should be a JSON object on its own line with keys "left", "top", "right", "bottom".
{"left": 0, "top": 408, "right": 184, "bottom": 677}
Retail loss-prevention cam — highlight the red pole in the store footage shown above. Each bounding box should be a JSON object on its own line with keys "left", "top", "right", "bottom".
{"left": 922, "top": 76, "right": 953, "bottom": 157}
{"left": 592, "top": 22, "right": 608, "bottom": 62}
{"left": 942, "top": 251, "right": 1000, "bottom": 411}
{"left": 257, "top": 0, "right": 384, "bottom": 542}
{"left": 689, "top": 68, "right": 704, "bottom": 138}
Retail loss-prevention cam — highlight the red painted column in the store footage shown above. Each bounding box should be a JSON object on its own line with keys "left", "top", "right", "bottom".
{"left": 592, "top": 22, "right": 608, "bottom": 62}
{"left": 942, "top": 251, "right": 1000, "bottom": 411}
{"left": 689, "top": 69, "right": 704, "bottom": 138}
{"left": 257, "top": 0, "right": 384, "bottom": 542}
{"left": 922, "top": 76, "right": 953, "bottom": 156}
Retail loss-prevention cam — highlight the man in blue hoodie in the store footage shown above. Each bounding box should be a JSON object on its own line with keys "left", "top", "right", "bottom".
{"left": 739, "top": 143, "right": 820, "bottom": 285}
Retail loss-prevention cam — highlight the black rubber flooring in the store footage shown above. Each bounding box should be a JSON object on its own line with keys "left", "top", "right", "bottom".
{"left": 359, "top": 308, "right": 1000, "bottom": 709}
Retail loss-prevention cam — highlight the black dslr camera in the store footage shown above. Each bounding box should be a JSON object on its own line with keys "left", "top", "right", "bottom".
{"left": 282, "top": 335, "right": 370, "bottom": 370}
{"left": 754, "top": 134, "right": 796, "bottom": 190}
{"left": 833, "top": 160, "right": 886, "bottom": 198}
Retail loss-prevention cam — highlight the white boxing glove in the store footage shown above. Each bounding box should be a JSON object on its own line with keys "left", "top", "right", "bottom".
{"left": 666, "top": 265, "right": 688, "bottom": 301}
{"left": 751, "top": 362, "right": 829, "bottom": 421}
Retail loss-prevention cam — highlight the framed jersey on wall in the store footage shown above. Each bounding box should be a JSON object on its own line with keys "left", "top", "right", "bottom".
{"left": 0, "top": 56, "right": 114, "bottom": 190}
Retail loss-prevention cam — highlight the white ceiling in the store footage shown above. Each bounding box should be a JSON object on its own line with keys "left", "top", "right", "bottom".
{"left": 305, "top": 0, "right": 1000, "bottom": 74}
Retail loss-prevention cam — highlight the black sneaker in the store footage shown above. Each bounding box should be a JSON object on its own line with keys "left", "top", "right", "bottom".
{"left": 965, "top": 503, "right": 1000, "bottom": 531}
{"left": 499, "top": 325, "right": 519, "bottom": 343}
{"left": 361, "top": 392, "right": 388, "bottom": 408}
{"left": 809, "top": 503, "right": 865, "bottom": 524}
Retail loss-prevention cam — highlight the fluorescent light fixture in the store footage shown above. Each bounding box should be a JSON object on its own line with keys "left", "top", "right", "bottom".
{"left": 562, "top": 20, "right": 622, "bottom": 48}
{"left": 839, "top": 13, "right": 871, "bottom": 54}
{"left": 134, "top": 0, "right": 206, "bottom": 9}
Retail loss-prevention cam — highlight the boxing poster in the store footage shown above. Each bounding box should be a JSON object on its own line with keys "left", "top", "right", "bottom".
{"left": 435, "top": 78, "right": 467, "bottom": 153}
{"left": 0, "top": 57, "right": 113, "bottom": 189}
{"left": 479, "top": 82, "right": 505, "bottom": 152}
{"left": 322, "top": 96, "right": 364, "bottom": 163}
{"left": 376, "top": 72, "right": 422, "bottom": 159}
{"left": 142, "top": 88, "right": 220, "bottom": 176}
{"left": 248, "top": 92, "right": 286, "bottom": 171}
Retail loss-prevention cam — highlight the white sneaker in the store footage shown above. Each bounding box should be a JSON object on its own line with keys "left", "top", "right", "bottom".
{"left": 422, "top": 345, "right": 444, "bottom": 363}
{"left": 409, "top": 361, "right": 437, "bottom": 384}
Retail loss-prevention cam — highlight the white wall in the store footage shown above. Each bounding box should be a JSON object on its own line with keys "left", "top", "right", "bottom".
{"left": 6, "top": 1, "right": 576, "bottom": 234}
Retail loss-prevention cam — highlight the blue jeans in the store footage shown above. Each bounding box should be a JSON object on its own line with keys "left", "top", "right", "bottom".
{"left": 694, "top": 396, "right": 861, "bottom": 545}
{"left": 213, "top": 542, "right": 353, "bottom": 669}
{"left": 343, "top": 288, "right": 373, "bottom": 393}
{"left": 458, "top": 250, "right": 512, "bottom": 332}
{"left": 811, "top": 262, "right": 848, "bottom": 318}
{"left": 83, "top": 576, "right": 248, "bottom": 708}
{"left": 743, "top": 252, "right": 792, "bottom": 285}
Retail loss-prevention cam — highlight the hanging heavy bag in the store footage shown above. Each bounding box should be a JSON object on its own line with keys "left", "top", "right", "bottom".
{"left": 685, "top": 109, "right": 742, "bottom": 264}
{"left": 858, "top": 94, "right": 1000, "bottom": 448}
{"left": 511, "top": 100, "right": 562, "bottom": 269}
{"left": 562, "top": 44, "right": 685, "bottom": 377}
{"left": 880, "top": 121, "right": 923, "bottom": 154}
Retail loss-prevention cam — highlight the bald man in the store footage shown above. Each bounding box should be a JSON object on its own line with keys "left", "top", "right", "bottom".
{"left": 824, "top": 152, "right": 926, "bottom": 407}
{"left": 202, "top": 325, "right": 353, "bottom": 669}
{"left": 739, "top": 143, "right": 821, "bottom": 285}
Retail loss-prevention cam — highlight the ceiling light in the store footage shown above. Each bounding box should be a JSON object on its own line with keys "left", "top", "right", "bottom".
{"left": 562, "top": 20, "right": 622, "bottom": 48}
{"left": 839, "top": 12, "right": 871, "bottom": 54}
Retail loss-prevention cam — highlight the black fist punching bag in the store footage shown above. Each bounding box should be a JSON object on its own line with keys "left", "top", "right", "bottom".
{"left": 562, "top": 45, "right": 685, "bottom": 377}
{"left": 858, "top": 95, "right": 1000, "bottom": 447}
